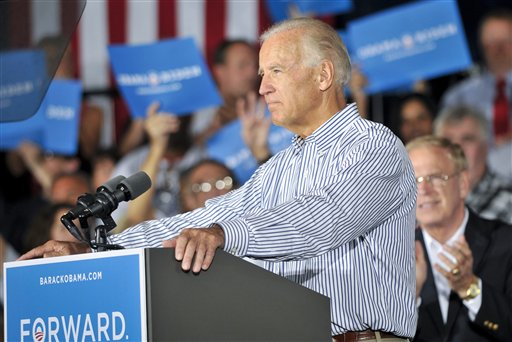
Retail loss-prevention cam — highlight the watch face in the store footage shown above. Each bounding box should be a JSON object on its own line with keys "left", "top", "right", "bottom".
{"left": 466, "top": 282, "right": 481, "bottom": 299}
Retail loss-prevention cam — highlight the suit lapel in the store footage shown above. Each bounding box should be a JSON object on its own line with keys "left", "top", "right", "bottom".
{"left": 464, "top": 211, "right": 491, "bottom": 273}
{"left": 416, "top": 230, "right": 446, "bottom": 335}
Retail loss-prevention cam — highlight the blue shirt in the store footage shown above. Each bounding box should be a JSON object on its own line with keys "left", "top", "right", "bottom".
{"left": 110, "top": 103, "right": 418, "bottom": 336}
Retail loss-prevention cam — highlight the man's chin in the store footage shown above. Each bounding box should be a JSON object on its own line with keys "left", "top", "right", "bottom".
{"left": 269, "top": 113, "right": 283, "bottom": 127}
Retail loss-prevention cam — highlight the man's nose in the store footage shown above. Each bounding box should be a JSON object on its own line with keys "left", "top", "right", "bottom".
{"left": 417, "top": 180, "right": 435, "bottom": 195}
{"left": 259, "top": 75, "right": 273, "bottom": 96}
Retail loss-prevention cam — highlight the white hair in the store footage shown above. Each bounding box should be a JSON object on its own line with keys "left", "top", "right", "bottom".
{"left": 260, "top": 17, "right": 351, "bottom": 87}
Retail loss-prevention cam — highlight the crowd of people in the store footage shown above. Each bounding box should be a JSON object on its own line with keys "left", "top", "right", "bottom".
{"left": 1, "top": 7, "right": 511, "bottom": 342}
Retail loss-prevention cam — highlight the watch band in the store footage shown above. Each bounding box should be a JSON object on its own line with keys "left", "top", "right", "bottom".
{"left": 461, "top": 277, "right": 481, "bottom": 300}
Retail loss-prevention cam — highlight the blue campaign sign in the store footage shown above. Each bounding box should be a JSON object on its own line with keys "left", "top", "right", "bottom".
{"left": 337, "top": 30, "right": 352, "bottom": 55}
{"left": 0, "top": 107, "right": 46, "bottom": 149}
{"left": 296, "top": 0, "right": 353, "bottom": 16}
{"left": 265, "top": 1, "right": 290, "bottom": 22}
{"left": 43, "top": 80, "right": 82, "bottom": 155}
{"left": 0, "top": 49, "right": 48, "bottom": 122}
{"left": 109, "top": 38, "right": 222, "bottom": 118}
{"left": 266, "top": 1, "right": 353, "bottom": 22}
{"left": 4, "top": 249, "right": 146, "bottom": 341}
{"left": 348, "top": 0, "right": 471, "bottom": 94}
{"left": 206, "top": 118, "right": 294, "bottom": 183}
{"left": 0, "top": 80, "right": 82, "bottom": 155}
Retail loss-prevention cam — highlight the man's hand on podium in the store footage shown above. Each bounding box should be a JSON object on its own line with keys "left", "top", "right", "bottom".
{"left": 18, "top": 240, "right": 91, "bottom": 260}
{"left": 163, "top": 225, "right": 225, "bottom": 273}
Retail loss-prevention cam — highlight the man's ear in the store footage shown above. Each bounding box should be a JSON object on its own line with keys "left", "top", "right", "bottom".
{"left": 318, "top": 59, "right": 335, "bottom": 91}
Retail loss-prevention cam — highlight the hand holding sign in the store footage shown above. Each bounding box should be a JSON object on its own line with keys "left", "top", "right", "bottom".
{"left": 144, "top": 102, "right": 180, "bottom": 149}
{"left": 109, "top": 38, "right": 222, "bottom": 118}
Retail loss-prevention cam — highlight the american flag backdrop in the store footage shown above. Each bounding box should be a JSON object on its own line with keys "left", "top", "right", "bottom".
{"left": 6, "top": 0, "right": 274, "bottom": 145}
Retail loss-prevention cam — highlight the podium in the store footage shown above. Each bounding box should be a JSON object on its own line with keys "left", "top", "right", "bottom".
{"left": 4, "top": 248, "right": 331, "bottom": 341}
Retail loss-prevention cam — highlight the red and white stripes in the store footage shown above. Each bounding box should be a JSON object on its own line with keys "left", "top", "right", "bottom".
{"left": 75, "top": 0, "right": 271, "bottom": 91}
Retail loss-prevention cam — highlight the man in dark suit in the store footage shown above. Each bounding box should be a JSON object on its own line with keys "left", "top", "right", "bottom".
{"left": 407, "top": 135, "right": 512, "bottom": 342}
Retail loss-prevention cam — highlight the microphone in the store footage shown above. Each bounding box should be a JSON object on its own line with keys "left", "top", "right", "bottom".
{"left": 98, "top": 174, "right": 126, "bottom": 193}
{"left": 61, "top": 171, "right": 151, "bottom": 250}
{"left": 63, "top": 171, "right": 152, "bottom": 221}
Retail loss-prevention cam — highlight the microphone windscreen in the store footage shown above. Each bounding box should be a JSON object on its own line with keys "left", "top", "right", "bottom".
{"left": 119, "top": 171, "right": 152, "bottom": 200}
{"left": 97, "top": 175, "right": 126, "bottom": 193}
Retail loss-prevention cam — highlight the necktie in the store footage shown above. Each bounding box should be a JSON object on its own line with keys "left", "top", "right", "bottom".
{"left": 493, "top": 78, "right": 510, "bottom": 138}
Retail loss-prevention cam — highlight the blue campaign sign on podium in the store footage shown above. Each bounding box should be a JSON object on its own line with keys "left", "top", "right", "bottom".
{"left": 4, "top": 249, "right": 147, "bottom": 341}
{"left": 348, "top": 0, "right": 471, "bottom": 94}
{"left": 109, "top": 38, "right": 222, "bottom": 118}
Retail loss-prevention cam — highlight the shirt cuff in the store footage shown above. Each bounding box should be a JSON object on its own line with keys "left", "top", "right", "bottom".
{"left": 214, "top": 219, "right": 250, "bottom": 257}
{"left": 463, "top": 278, "right": 483, "bottom": 321}
{"left": 416, "top": 297, "right": 422, "bottom": 309}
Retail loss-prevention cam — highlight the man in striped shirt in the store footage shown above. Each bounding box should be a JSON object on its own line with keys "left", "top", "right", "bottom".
{"left": 21, "top": 18, "right": 417, "bottom": 340}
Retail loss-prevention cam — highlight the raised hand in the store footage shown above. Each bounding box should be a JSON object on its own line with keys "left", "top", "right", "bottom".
{"left": 237, "top": 91, "right": 271, "bottom": 163}
{"left": 144, "top": 102, "right": 180, "bottom": 149}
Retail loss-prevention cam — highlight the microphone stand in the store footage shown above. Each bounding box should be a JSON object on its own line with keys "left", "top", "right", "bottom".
{"left": 94, "top": 215, "right": 118, "bottom": 252}
{"left": 61, "top": 171, "right": 152, "bottom": 251}
{"left": 61, "top": 195, "right": 125, "bottom": 252}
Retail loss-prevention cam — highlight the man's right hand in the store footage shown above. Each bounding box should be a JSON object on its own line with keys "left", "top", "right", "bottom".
{"left": 18, "top": 240, "right": 91, "bottom": 260}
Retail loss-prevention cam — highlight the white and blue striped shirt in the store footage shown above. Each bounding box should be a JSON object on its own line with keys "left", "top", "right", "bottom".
{"left": 110, "top": 103, "right": 418, "bottom": 336}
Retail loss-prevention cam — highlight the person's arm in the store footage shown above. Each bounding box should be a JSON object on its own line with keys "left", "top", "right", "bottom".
{"left": 122, "top": 102, "right": 180, "bottom": 227}
{"left": 16, "top": 141, "right": 53, "bottom": 196}
{"left": 79, "top": 103, "right": 103, "bottom": 160}
{"left": 118, "top": 118, "right": 146, "bottom": 156}
{"left": 104, "top": 125, "right": 406, "bottom": 267}
{"left": 168, "top": 127, "right": 411, "bottom": 259}
{"left": 219, "top": 137, "right": 410, "bottom": 259}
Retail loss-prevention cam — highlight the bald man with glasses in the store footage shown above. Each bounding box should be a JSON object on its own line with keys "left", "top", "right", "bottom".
{"left": 407, "top": 135, "right": 512, "bottom": 342}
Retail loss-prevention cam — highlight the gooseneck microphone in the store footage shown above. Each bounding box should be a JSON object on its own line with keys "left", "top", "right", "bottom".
{"left": 61, "top": 171, "right": 152, "bottom": 251}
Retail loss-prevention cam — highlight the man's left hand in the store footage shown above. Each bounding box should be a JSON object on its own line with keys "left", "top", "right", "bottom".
{"left": 163, "top": 226, "right": 225, "bottom": 273}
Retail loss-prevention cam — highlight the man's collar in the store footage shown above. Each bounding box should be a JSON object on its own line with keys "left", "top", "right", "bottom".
{"left": 291, "top": 103, "right": 361, "bottom": 154}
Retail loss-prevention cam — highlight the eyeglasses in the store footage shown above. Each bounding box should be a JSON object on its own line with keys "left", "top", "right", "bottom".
{"left": 191, "top": 176, "right": 233, "bottom": 194}
{"left": 415, "top": 172, "right": 460, "bottom": 188}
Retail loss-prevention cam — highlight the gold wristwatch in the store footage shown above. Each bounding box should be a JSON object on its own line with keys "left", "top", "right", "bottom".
{"left": 462, "top": 277, "right": 481, "bottom": 300}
